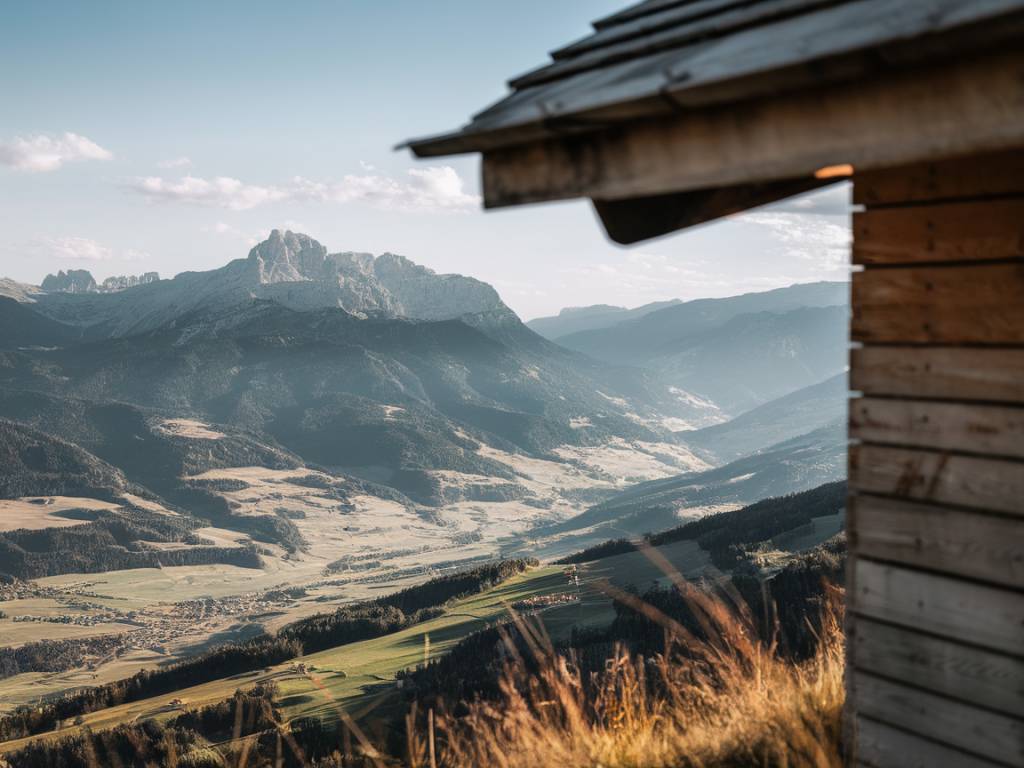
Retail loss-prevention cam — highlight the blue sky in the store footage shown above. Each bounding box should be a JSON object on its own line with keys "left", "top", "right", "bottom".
{"left": 0, "top": 0, "right": 850, "bottom": 319}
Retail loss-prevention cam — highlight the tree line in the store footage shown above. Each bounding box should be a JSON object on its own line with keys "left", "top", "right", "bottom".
{"left": 557, "top": 480, "right": 846, "bottom": 570}
{"left": 0, "top": 636, "right": 300, "bottom": 743}
{"left": 0, "top": 635, "right": 125, "bottom": 680}
{"left": 280, "top": 558, "right": 537, "bottom": 654}
{"left": 5, "top": 683, "right": 291, "bottom": 768}
{"left": 399, "top": 535, "right": 846, "bottom": 719}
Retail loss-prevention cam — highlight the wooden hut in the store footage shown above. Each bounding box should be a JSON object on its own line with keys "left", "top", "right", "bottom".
{"left": 404, "top": 1, "right": 1024, "bottom": 765}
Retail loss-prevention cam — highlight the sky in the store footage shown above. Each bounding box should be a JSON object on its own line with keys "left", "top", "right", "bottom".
{"left": 0, "top": 0, "right": 851, "bottom": 321}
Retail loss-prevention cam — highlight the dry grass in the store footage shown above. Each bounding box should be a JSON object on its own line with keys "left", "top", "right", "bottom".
{"left": 408, "top": 565, "right": 845, "bottom": 768}
{"left": 3, "top": 558, "right": 845, "bottom": 768}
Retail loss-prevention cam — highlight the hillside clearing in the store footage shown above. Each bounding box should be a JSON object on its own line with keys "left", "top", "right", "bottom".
{"left": 0, "top": 497, "right": 121, "bottom": 532}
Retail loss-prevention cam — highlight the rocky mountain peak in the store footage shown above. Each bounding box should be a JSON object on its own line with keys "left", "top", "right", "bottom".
{"left": 41, "top": 270, "right": 159, "bottom": 295}
{"left": 373, "top": 252, "right": 422, "bottom": 274}
{"left": 17, "top": 231, "right": 517, "bottom": 336}
{"left": 41, "top": 269, "right": 98, "bottom": 294}
{"left": 248, "top": 230, "right": 328, "bottom": 284}
{"left": 100, "top": 272, "right": 160, "bottom": 291}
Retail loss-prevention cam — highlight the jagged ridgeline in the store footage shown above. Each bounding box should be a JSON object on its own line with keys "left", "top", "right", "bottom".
{"left": 0, "top": 230, "right": 847, "bottom": 577}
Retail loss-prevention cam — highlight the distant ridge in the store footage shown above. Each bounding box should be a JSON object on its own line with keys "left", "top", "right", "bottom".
{"left": 41, "top": 270, "right": 160, "bottom": 294}
{"left": 527, "top": 298, "right": 681, "bottom": 340}
{"left": 8, "top": 230, "right": 512, "bottom": 338}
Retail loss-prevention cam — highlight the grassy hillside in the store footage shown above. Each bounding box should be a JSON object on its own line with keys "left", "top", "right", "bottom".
{"left": 0, "top": 540, "right": 712, "bottom": 754}
{"left": 0, "top": 477, "right": 846, "bottom": 761}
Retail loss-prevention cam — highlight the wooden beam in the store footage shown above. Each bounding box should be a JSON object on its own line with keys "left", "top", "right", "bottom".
{"left": 852, "top": 617, "right": 1024, "bottom": 716}
{"left": 850, "top": 495, "right": 1024, "bottom": 587}
{"left": 850, "top": 397, "right": 1024, "bottom": 459}
{"left": 850, "top": 444, "right": 1024, "bottom": 515}
{"left": 592, "top": 176, "right": 830, "bottom": 244}
{"left": 853, "top": 148, "right": 1024, "bottom": 206}
{"left": 852, "top": 559, "right": 1024, "bottom": 655}
{"left": 481, "top": 49, "right": 1024, "bottom": 209}
{"left": 850, "top": 347, "right": 1024, "bottom": 403}
{"left": 856, "top": 717, "right": 1005, "bottom": 768}
{"left": 853, "top": 673, "right": 1024, "bottom": 766}
{"left": 851, "top": 263, "right": 1024, "bottom": 344}
{"left": 852, "top": 199, "right": 1024, "bottom": 265}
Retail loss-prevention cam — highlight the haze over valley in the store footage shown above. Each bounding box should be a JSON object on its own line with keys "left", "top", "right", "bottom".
{"left": 0, "top": 231, "right": 848, "bottom": 712}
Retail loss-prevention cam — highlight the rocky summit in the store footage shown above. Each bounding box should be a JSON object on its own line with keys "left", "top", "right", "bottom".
{"left": 41, "top": 269, "right": 160, "bottom": 294}
{"left": 12, "top": 230, "right": 510, "bottom": 337}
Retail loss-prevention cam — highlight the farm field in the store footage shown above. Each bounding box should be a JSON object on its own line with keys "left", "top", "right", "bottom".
{"left": 0, "top": 497, "right": 122, "bottom": 533}
{"left": 0, "top": 435, "right": 703, "bottom": 709}
{"left": 0, "top": 537, "right": 718, "bottom": 754}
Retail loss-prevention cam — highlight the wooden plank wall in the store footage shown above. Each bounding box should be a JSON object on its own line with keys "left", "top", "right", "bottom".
{"left": 848, "top": 149, "right": 1024, "bottom": 768}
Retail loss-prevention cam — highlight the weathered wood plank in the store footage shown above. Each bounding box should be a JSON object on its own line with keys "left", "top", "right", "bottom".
{"left": 478, "top": 49, "right": 1024, "bottom": 209}
{"left": 851, "top": 559, "right": 1024, "bottom": 656}
{"left": 853, "top": 673, "right": 1024, "bottom": 766}
{"left": 849, "top": 444, "right": 1024, "bottom": 516}
{"left": 856, "top": 716, "right": 1008, "bottom": 768}
{"left": 852, "top": 617, "right": 1024, "bottom": 715}
{"left": 853, "top": 149, "right": 1024, "bottom": 206}
{"left": 850, "top": 347, "right": 1024, "bottom": 403}
{"left": 851, "top": 263, "right": 1024, "bottom": 344}
{"left": 849, "top": 397, "right": 1024, "bottom": 459}
{"left": 852, "top": 199, "right": 1024, "bottom": 265}
{"left": 850, "top": 495, "right": 1024, "bottom": 587}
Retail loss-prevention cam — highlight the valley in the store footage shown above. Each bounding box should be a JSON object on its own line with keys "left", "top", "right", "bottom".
{"left": 0, "top": 232, "right": 848, "bottom": 759}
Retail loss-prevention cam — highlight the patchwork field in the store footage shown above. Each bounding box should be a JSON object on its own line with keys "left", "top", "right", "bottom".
{"left": 0, "top": 430, "right": 708, "bottom": 708}
{"left": 0, "top": 537, "right": 718, "bottom": 753}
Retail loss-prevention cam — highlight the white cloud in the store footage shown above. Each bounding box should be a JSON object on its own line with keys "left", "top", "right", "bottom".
{"left": 557, "top": 253, "right": 740, "bottom": 301}
{"left": 202, "top": 220, "right": 260, "bottom": 246}
{"left": 36, "top": 236, "right": 114, "bottom": 261}
{"left": 128, "top": 165, "right": 479, "bottom": 213}
{"left": 289, "top": 166, "right": 479, "bottom": 211}
{"left": 0, "top": 132, "right": 112, "bottom": 172}
{"left": 206, "top": 221, "right": 242, "bottom": 236}
{"left": 766, "top": 183, "right": 852, "bottom": 216}
{"left": 157, "top": 156, "right": 192, "bottom": 169}
{"left": 33, "top": 236, "right": 146, "bottom": 262}
{"left": 130, "top": 176, "right": 289, "bottom": 210}
{"left": 739, "top": 211, "right": 850, "bottom": 271}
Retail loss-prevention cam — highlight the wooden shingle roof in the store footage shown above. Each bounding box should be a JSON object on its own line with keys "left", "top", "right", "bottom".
{"left": 407, "top": 0, "right": 1024, "bottom": 158}
{"left": 403, "top": 0, "right": 1024, "bottom": 242}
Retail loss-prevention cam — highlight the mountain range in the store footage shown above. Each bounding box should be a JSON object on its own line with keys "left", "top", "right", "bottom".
{"left": 529, "top": 282, "right": 848, "bottom": 416}
{"left": 526, "top": 299, "right": 681, "bottom": 339}
{"left": 0, "top": 232, "right": 848, "bottom": 580}
{"left": 41, "top": 269, "right": 160, "bottom": 294}
{"left": 520, "top": 418, "right": 847, "bottom": 558}
{"left": 7, "top": 230, "right": 512, "bottom": 339}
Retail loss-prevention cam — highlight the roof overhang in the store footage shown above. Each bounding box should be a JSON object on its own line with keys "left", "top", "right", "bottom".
{"left": 479, "top": 47, "right": 1024, "bottom": 242}
{"left": 402, "top": 0, "right": 1024, "bottom": 243}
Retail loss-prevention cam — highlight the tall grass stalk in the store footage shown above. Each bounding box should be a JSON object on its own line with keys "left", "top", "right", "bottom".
{"left": 410, "top": 576, "right": 845, "bottom": 768}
